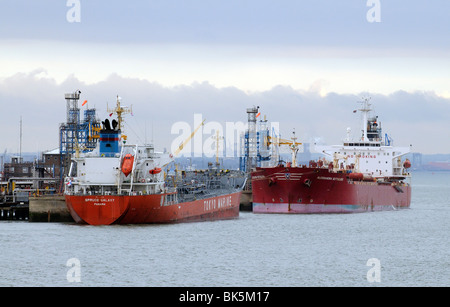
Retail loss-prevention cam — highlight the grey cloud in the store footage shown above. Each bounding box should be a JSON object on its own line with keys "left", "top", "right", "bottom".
{"left": 1, "top": 72, "right": 449, "bottom": 155}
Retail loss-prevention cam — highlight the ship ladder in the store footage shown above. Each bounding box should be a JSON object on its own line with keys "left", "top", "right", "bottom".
{"left": 118, "top": 144, "right": 140, "bottom": 195}
{"left": 127, "top": 144, "right": 139, "bottom": 195}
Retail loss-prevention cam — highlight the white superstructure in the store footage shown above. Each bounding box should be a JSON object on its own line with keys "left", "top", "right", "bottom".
{"left": 315, "top": 98, "right": 411, "bottom": 179}
{"left": 66, "top": 142, "right": 173, "bottom": 196}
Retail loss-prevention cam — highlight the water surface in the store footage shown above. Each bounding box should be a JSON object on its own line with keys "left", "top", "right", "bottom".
{"left": 1, "top": 171, "right": 448, "bottom": 286}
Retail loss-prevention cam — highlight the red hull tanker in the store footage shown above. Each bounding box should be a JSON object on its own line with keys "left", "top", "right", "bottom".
{"left": 66, "top": 192, "right": 241, "bottom": 225}
{"left": 64, "top": 96, "right": 244, "bottom": 225}
{"left": 251, "top": 98, "right": 412, "bottom": 214}
{"left": 252, "top": 167, "right": 410, "bottom": 213}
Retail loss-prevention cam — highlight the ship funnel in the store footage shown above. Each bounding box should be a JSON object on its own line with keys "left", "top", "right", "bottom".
{"left": 100, "top": 118, "right": 121, "bottom": 157}
{"left": 103, "top": 119, "right": 112, "bottom": 131}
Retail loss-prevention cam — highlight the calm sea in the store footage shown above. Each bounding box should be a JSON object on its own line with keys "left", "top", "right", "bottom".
{"left": 0, "top": 171, "right": 449, "bottom": 287}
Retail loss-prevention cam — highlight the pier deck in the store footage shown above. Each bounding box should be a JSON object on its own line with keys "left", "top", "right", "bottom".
{"left": 29, "top": 195, "right": 72, "bottom": 222}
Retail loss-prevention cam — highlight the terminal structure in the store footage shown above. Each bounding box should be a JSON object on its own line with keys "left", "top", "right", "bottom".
{"left": 239, "top": 106, "right": 272, "bottom": 173}
{"left": 59, "top": 90, "right": 101, "bottom": 179}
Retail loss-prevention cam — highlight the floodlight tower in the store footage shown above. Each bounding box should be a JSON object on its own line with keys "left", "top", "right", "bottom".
{"left": 246, "top": 106, "right": 259, "bottom": 173}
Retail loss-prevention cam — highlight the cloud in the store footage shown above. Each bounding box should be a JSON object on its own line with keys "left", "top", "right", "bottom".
{"left": 0, "top": 72, "right": 449, "bottom": 155}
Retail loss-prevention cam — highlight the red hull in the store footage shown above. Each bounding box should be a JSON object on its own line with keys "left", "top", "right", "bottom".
{"left": 251, "top": 167, "right": 411, "bottom": 213}
{"left": 65, "top": 192, "right": 241, "bottom": 225}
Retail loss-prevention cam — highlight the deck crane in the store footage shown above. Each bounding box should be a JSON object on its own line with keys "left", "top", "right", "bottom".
{"left": 165, "top": 119, "right": 206, "bottom": 185}
{"left": 173, "top": 119, "right": 206, "bottom": 157}
{"left": 265, "top": 130, "right": 302, "bottom": 167}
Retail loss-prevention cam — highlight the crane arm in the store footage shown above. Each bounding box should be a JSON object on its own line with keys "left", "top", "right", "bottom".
{"left": 267, "top": 136, "right": 302, "bottom": 146}
{"left": 173, "top": 119, "right": 206, "bottom": 156}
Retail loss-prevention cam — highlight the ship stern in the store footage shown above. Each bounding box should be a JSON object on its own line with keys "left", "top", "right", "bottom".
{"left": 65, "top": 195, "right": 130, "bottom": 225}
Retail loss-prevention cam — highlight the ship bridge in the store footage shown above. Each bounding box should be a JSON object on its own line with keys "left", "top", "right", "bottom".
{"left": 315, "top": 98, "right": 411, "bottom": 179}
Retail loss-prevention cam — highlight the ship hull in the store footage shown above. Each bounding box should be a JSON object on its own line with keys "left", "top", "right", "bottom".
{"left": 65, "top": 191, "right": 241, "bottom": 225}
{"left": 251, "top": 167, "right": 411, "bottom": 214}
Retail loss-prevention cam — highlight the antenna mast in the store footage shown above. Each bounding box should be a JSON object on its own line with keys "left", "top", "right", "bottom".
{"left": 358, "top": 97, "right": 372, "bottom": 142}
{"left": 107, "top": 96, "right": 132, "bottom": 131}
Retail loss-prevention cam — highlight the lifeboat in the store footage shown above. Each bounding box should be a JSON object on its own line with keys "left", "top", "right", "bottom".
{"left": 149, "top": 167, "right": 162, "bottom": 175}
{"left": 121, "top": 154, "right": 134, "bottom": 177}
{"left": 348, "top": 172, "right": 364, "bottom": 181}
{"left": 363, "top": 175, "right": 374, "bottom": 182}
{"left": 403, "top": 159, "right": 411, "bottom": 169}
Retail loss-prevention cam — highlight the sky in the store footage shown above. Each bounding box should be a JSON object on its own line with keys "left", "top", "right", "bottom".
{"left": 0, "top": 0, "right": 449, "bottom": 156}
